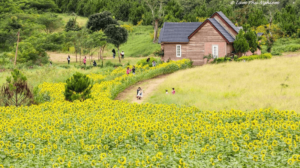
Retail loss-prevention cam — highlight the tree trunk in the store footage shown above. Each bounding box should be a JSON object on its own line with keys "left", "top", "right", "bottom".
{"left": 153, "top": 19, "right": 159, "bottom": 43}
{"left": 99, "top": 47, "right": 102, "bottom": 61}
{"left": 118, "top": 47, "right": 121, "bottom": 64}
{"left": 79, "top": 49, "right": 82, "bottom": 65}
{"left": 76, "top": 51, "right": 77, "bottom": 63}
{"left": 14, "top": 30, "right": 20, "bottom": 67}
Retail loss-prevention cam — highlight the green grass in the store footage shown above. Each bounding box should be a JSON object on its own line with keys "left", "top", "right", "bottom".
{"left": 103, "top": 26, "right": 161, "bottom": 57}
{"left": 268, "top": 38, "right": 300, "bottom": 55}
{"left": 0, "top": 66, "right": 110, "bottom": 88}
{"left": 56, "top": 13, "right": 160, "bottom": 57}
{"left": 57, "top": 13, "right": 89, "bottom": 28}
{"left": 0, "top": 57, "right": 159, "bottom": 88}
{"left": 146, "top": 56, "right": 300, "bottom": 112}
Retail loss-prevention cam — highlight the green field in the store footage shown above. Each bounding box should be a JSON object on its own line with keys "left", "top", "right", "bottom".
{"left": 56, "top": 14, "right": 160, "bottom": 57}
{"left": 146, "top": 56, "right": 300, "bottom": 111}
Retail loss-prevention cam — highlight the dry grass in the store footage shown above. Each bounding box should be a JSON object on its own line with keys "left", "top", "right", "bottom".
{"left": 146, "top": 56, "right": 300, "bottom": 112}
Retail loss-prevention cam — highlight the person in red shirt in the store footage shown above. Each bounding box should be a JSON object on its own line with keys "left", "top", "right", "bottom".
{"left": 172, "top": 88, "right": 175, "bottom": 94}
{"left": 83, "top": 56, "right": 86, "bottom": 66}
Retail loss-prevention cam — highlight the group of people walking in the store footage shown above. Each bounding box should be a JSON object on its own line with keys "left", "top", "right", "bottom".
{"left": 67, "top": 55, "right": 97, "bottom": 67}
{"left": 112, "top": 49, "right": 125, "bottom": 59}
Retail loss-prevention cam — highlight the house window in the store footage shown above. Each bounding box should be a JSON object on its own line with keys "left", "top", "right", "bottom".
{"left": 176, "top": 45, "right": 181, "bottom": 57}
{"left": 212, "top": 45, "right": 218, "bottom": 58}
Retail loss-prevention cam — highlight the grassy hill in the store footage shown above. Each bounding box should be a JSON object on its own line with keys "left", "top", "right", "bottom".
{"left": 57, "top": 14, "right": 160, "bottom": 57}
{"left": 146, "top": 56, "right": 300, "bottom": 111}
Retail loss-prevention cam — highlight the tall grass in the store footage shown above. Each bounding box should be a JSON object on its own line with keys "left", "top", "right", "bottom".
{"left": 102, "top": 26, "right": 161, "bottom": 57}
{"left": 0, "top": 66, "right": 111, "bottom": 88}
{"left": 146, "top": 56, "right": 300, "bottom": 112}
{"left": 270, "top": 38, "right": 300, "bottom": 55}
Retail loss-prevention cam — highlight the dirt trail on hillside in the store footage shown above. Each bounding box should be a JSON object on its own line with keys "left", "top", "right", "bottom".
{"left": 115, "top": 74, "right": 170, "bottom": 104}
{"left": 47, "top": 52, "right": 113, "bottom": 63}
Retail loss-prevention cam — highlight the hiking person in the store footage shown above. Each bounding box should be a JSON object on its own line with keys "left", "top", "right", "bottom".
{"left": 172, "top": 88, "right": 175, "bottom": 94}
{"left": 126, "top": 67, "right": 131, "bottom": 75}
{"left": 152, "top": 60, "right": 156, "bottom": 67}
{"left": 137, "top": 87, "right": 141, "bottom": 99}
{"left": 132, "top": 66, "right": 136, "bottom": 75}
{"left": 146, "top": 58, "right": 150, "bottom": 62}
{"left": 121, "top": 51, "right": 125, "bottom": 59}
{"left": 83, "top": 56, "right": 86, "bottom": 66}
{"left": 93, "top": 60, "right": 97, "bottom": 67}
{"left": 138, "top": 88, "right": 143, "bottom": 100}
{"left": 112, "top": 49, "right": 116, "bottom": 58}
{"left": 67, "top": 55, "right": 70, "bottom": 64}
{"left": 166, "top": 90, "right": 168, "bottom": 94}
{"left": 49, "top": 61, "right": 52, "bottom": 67}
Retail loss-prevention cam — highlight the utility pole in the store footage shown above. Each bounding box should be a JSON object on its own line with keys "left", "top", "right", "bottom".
{"left": 14, "top": 30, "right": 20, "bottom": 67}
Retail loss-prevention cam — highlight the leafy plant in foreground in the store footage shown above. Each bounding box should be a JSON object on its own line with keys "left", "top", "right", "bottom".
{"left": 0, "top": 69, "right": 33, "bottom": 106}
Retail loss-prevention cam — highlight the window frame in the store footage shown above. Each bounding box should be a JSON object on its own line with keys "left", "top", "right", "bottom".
{"left": 176, "top": 45, "right": 181, "bottom": 57}
{"left": 212, "top": 45, "right": 218, "bottom": 59}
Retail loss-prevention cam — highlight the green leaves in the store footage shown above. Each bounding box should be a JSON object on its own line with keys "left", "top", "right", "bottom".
{"left": 64, "top": 72, "right": 94, "bottom": 102}
{"left": 234, "top": 30, "right": 250, "bottom": 54}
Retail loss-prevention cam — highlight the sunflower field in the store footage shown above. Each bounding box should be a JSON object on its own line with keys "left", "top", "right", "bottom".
{"left": 1, "top": 59, "right": 300, "bottom": 167}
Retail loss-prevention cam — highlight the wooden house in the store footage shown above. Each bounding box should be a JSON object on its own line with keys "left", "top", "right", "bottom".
{"left": 158, "top": 11, "right": 261, "bottom": 65}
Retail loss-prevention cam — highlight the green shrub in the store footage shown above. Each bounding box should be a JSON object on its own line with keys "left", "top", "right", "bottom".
{"left": 212, "top": 57, "right": 232, "bottom": 64}
{"left": 64, "top": 72, "right": 93, "bottom": 102}
{"left": 33, "top": 86, "right": 51, "bottom": 104}
{"left": 237, "top": 53, "right": 272, "bottom": 61}
{"left": 0, "top": 69, "right": 34, "bottom": 106}
{"left": 105, "top": 61, "right": 114, "bottom": 67}
{"left": 137, "top": 57, "right": 158, "bottom": 67}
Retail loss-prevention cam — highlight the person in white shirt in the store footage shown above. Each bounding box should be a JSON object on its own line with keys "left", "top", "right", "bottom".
{"left": 121, "top": 51, "right": 125, "bottom": 59}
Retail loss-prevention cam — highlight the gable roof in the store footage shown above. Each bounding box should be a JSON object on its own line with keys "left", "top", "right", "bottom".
{"left": 188, "top": 18, "right": 235, "bottom": 43}
{"left": 158, "top": 22, "right": 202, "bottom": 43}
{"left": 212, "top": 11, "right": 240, "bottom": 33}
{"left": 208, "top": 18, "right": 235, "bottom": 43}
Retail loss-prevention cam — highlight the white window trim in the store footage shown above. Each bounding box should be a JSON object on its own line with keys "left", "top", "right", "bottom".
{"left": 212, "top": 45, "right": 218, "bottom": 58}
{"left": 176, "top": 45, "right": 181, "bottom": 57}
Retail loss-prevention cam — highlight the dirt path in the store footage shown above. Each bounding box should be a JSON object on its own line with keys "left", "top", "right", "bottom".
{"left": 47, "top": 52, "right": 114, "bottom": 63}
{"left": 115, "top": 74, "right": 170, "bottom": 104}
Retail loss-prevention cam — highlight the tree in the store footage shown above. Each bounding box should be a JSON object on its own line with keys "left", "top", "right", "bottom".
{"left": 164, "top": 0, "right": 184, "bottom": 22}
{"left": 233, "top": 30, "right": 249, "bottom": 56}
{"left": 86, "top": 11, "right": 119, "bottom": 32}
{"left": 64, "top": 72, "right": 93, "bottom": 102}
{"left": 143, "top": 0, "right": 164, "bottom": 43}
{"left": 0, "top": 69, "right": 33, "bottom": 107}
{"left": 248, "top": 8, "right": 268, "bottom": 28}
{"left": 65, "top": 17, "right": 81, "bottom": 32}
{"left": 84, "top": 31, "right": 106, "bottom": 65}
{"left": 274, "top": 5, "right": 300, "bottom": 36}
{"left": 265, "top": 26, "right": 275, "bottom": 53}
{"left": 105, "top": 24, "right": 128, "bottom": 63}
{"left": 243, "top": 24, "right": 258, "bottom": 54}
{"left": 37, "top": 13, "right": 63, "bottom": 34}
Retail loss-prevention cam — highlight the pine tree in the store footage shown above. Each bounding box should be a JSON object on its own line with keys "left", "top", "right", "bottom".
{"left": 64, "top": 72, "right": 93, "bottom": 102}
{"left": 234, "top": 30, "right": 249, "bottom": 56}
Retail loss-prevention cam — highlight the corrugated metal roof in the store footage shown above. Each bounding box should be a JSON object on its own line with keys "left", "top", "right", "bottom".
{"left": 216, "top": 11, "right": 240, "bottom": 33}
{"left": 208, "top": 18, "right": 235, "bottom": 43}
{"left": 158, "top": 22, "right": 202, "bottom": 43}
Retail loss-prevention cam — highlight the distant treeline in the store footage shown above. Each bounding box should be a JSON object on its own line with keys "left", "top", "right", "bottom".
{"left": 52, "top": 0, "right": 300, "bottom": 26}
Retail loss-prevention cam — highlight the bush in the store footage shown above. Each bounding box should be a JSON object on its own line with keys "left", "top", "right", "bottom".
{"left": 153, "top": 49, "right": 164, "bottom": 57}
{"left": 105, "top": 61, "right": 122, "bottom": 67}
{"left": 33, "top": 86, "right": 51, "bottom": 104}
{"left": 137, "top": 57, "right": 158, "bottom": 67}
{"left": 237, "top": 53, "right": 272, "bottom": 61}
{"left": 212, "top": 57, "right": 232, "bottom": 64}
{"left": 0, "top": 69, "right": 34, "bottom": 106}
{"left": 64, "top": 72, "right": 93, "bottom": 102}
